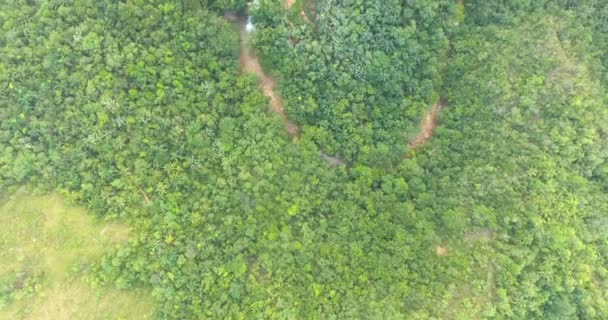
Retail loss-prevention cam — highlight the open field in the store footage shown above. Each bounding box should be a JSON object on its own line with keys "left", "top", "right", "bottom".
{"left": 0, "top": 192, "right": 153, "bottom": 320}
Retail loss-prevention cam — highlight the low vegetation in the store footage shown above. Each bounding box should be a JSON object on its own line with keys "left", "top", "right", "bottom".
{"left": 0, "top": 192, "right": 153, "bottom": 319}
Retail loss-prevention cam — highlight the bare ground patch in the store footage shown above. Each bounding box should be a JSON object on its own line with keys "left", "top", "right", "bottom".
{"left": 284, "top": 0, "right": 296, "bottom": 9}
{"left": 284, "top": 0, "right": 313, "bottom": 26}
{"left": 408, "top": 100, "right": 446, "bottom": 150}
{"left": 435, "top": 245, "right": 448, "bottom": 256}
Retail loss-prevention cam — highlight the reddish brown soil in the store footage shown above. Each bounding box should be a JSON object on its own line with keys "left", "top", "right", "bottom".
{"left": 408, "top": 100, "right": 445, "bottom": 149}
{"left": 284, "top": 0, "right": 296, "bottom": 8}
{"left": 239, "top": 24, "right": 299, "bottom": 136}
{"left": 284, "top": 0, "right": 313, "bottom": 25}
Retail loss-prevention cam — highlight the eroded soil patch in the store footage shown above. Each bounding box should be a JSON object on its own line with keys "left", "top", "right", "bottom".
{"left": 408, "top": 100, "right": 446, "bottom": 149}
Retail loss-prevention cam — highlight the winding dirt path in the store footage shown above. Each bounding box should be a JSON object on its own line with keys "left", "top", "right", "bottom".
{"left": 289, "top": 0, "right": 448, "bottom": 153}
{"left": 238, "top": 0, "right": 447, "bottom": 161}
{"left": 408, "top": 100, "right": 445, "bottom": 150}
{"left": 407, "top": 0, "right": 465, "bottom": 152}
{"left": 238, "top": 21, "right": 299, "bottom": 136}
{"left": 284, "top": 0, "right": 313, "bottom": 25}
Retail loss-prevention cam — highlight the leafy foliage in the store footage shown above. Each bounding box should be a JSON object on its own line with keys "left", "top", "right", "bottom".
{"left": 411, "top": 15, "right": 608, "bottom": 318}
{"left": 1, "top": 0, "right": 607, "bottom": 319}
{"left": 252, "top": 0, "right": 458, "bottom": 164}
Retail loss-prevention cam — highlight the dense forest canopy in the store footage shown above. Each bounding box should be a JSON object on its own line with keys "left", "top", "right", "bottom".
{"left": 1, "top": 0, "right": 608, "bottom": 319}
{"left": 252, "top": 0, "right": 455, "bottom": 164}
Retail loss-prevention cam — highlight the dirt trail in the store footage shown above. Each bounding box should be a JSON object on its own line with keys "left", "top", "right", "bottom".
{"left": 238, "top": 22, "right": 299, "bottom": 136}
{"left": 408, "top": 100, "right": 445, "bottom": 150}
{"left": 234, "top": 16, "right": 346, "bottom": 166}
{"left": 408, "top": 0, "right": 465, "bottom": 151}
{"left": 284, "top": 0, "right": 313, "bottom": 25}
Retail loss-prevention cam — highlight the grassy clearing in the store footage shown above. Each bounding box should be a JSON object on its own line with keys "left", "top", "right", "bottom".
{"left": 0, "top": 191, "right": 153, "bottom": 320}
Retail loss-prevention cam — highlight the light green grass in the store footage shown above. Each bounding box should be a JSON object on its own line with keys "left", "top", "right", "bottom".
{"left": 0, "top": 191, "right": 153, "bottom": 320}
